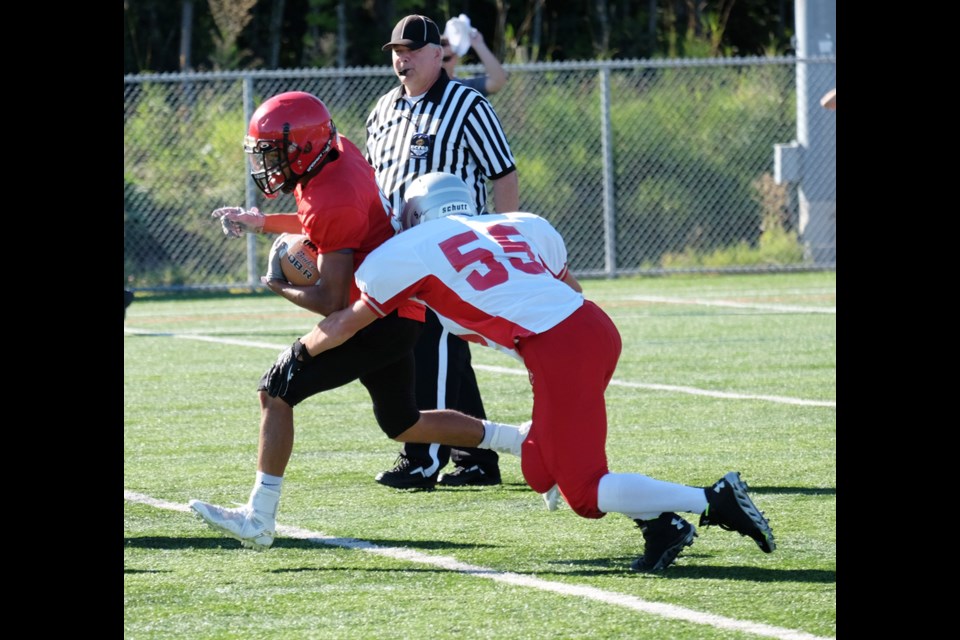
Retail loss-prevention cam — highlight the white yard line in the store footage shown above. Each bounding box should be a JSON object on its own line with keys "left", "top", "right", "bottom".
{"left": 622, "top": 295, "right": 836, "bottom": 314}
{"left": 473, "top": 364, "right": 834, "bottom": 407}
{"left": 125, "top": 490, "right": 832, "bottom": 640}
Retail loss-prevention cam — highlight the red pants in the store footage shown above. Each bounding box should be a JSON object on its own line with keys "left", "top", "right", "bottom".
{"left": 517, "top": 301, "right": 622, "bottom": 518}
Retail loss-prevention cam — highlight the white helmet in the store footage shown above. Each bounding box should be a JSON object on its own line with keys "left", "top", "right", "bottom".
{"left": 401, "top": 172, "right": 477, "bottom": 230}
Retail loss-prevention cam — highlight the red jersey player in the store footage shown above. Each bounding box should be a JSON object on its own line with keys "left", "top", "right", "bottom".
{"left": 190, "top": 93, "right": 527, "bottom": 551}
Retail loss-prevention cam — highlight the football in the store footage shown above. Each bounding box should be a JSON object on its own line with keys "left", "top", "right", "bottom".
{"left": 279, "top": 233, "right": 320, "bottom": 285}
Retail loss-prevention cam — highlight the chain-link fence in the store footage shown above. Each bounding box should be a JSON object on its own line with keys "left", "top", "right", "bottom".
{"left": 124, "top": 56, "right": 836, "bottom": 291}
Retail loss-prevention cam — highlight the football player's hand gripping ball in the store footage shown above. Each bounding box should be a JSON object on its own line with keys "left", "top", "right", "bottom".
{"left": 264, "top": 233, "right": 291, "bottom": 282}
{"left": 265, "top": 340, "right": 315, "bottom": 397}
{"left": 211, "top": 206, "right": 265, "bottom": 237}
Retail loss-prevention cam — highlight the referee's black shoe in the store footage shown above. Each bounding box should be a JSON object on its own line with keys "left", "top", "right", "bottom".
{"left": 438, "top": 465, "right": 502, "bottom": 487}
{"left": 375, "top": 454, "right": 438, "bottom": 490}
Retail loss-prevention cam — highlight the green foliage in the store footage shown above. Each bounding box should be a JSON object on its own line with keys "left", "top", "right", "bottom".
{"left": 660, "top": 173, "right": 803, "bottom": 268}
{"left": 124, "top": 81, "right": 249, "bottom": 286}
{"left": 660, "top": 225, "right": 803, "bottom": 269}
{"left": 301, "top": 0, "right": 341, "bottom": 67}
{"left": 506, "top": 63, "right": 798, "bottom": 273}
{"left": 207, "top": 0, "right": 258, "bottom": 70}
{"left": 125, "top": 83, "right": 247, "bottom": 208}
{"left": 124, "top": 1, "right": 797, "bottom": 74}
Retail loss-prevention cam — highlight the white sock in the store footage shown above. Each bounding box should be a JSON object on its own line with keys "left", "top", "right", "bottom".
{"left": 478, "top": 420, "right": 524, "bottom": 456}
{"left": 256, "top": 471, "right": 283, "bottom": 491}
{"left": 249, "top": 472, "right": 283, "bottom": 517}
{"left": 596, "top": 473, "right": 707, "bottom": 520}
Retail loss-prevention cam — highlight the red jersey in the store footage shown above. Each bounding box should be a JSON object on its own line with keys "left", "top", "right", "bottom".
{"left": 294, "top": 135, "right": 423, "bottom": 321}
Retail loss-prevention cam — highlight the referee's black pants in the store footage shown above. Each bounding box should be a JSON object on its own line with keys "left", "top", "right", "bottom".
{"left": 399, "top": 308, "right": 500, "bottom": 475}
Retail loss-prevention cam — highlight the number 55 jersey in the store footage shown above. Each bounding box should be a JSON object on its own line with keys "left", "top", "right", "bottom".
{"left": 355, "top": 212, "right": 584, "bottom": 361}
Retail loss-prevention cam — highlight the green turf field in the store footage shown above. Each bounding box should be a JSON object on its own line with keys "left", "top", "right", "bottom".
{"left": 124, "top": 272, "right": 836, "bottom": 639}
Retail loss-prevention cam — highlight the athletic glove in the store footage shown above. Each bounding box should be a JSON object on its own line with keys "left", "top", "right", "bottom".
{"left": 265, "top": 340, "right": 314, "bottom": 398}
{"left": 211, "top": 206, "right": 265, "bottom": 237}
{"left": 264, "top": 233, "right": 290, "bottom": 282}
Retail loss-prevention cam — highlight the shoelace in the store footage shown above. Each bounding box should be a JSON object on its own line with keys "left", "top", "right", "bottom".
{"left": 391, "top": 455, "right": 412, "bottom": 471}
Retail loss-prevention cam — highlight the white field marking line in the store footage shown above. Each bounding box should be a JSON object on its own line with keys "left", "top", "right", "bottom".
{"left": 124, "top": 328, "right": 835, "bottom": 408}
{"left": 124, "top": 327, "right": 282, "bottom": 350}
{"left": 123, "top": 326, "right": 311, "bottom": 336}
{"left": 473, "top": 364, "right": 835, "bottom": 407}
{"left": 125, "top": 306, "right": 300, "bottom": 318}
{"left": 125, "top": 491, "right": 831, "bottom": 640}
{"left": 621, "top": 295, "right": 836, "bottom": 314}
{"left": 603, "top": 287, "right": 836, "bottom": 300}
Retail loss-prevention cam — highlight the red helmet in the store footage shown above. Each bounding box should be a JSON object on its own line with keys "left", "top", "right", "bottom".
{"left": 243, "top": 91, "right": 338, "bottom": 198}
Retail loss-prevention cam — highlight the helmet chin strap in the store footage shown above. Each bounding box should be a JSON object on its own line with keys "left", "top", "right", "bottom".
{"left": 302, "top": 122, "right": 337, "bottom": 176}
{"left": 299, "top": 138, "right": 339, "bottom": 189}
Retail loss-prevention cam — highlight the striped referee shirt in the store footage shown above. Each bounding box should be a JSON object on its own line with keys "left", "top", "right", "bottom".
{"left": 365, "top": 70, "right": 516, "bottom": 216}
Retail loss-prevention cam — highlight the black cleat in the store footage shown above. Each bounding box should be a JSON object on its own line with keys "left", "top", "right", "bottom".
{"left": 438, "top": 464, "right": 501, "bottom": 487}
{"left": 631, "top": 512, "right": 697, "bottom": 573}
{"left": 700, "top": 471, "right": 776, "bottom": 553}
{"left": 375, "top": 455, "right": 438, "bottom": 490}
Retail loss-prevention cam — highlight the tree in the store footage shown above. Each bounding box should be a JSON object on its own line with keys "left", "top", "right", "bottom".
{"left": 207, "top": 0, "right": 259, "bottom": 70}
{"left": 179, "top": 0, "right": 194, "bottom": 71}
{"left": 124, "top": 0, "right": 797, "bottom": 74}
{"left": 268, "top": 0, "right": 287, "bottom": 69}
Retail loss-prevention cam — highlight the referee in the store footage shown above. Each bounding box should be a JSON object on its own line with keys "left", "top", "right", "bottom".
{"left": 366, "top": 14, "right": 520, "bottom": 490}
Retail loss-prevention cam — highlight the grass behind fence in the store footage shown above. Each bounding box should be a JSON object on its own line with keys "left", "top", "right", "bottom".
{"left": 124, "top": 272, "right": 836, "bottom": 639}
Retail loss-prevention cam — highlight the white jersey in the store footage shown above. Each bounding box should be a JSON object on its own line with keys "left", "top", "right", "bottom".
{"left": 356, "top": 212, "right": 584, "bottom": 361}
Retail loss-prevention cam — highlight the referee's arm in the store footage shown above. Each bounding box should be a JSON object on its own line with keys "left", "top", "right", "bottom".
{"left": 491, "top": 170, "right": 519, "bottom": 212}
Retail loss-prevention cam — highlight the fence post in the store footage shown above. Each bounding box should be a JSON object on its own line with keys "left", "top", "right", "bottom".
{"left": 599, "top": 66, "right": 616, "bottom": 277}
{"left": 243, "top": 75, "right": 258, "bottom": 286}
{"left": 794, "top": 0, "right": 836, "bottom": 266}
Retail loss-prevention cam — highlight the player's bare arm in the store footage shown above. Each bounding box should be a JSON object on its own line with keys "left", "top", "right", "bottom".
{"left": 562, "top": 271, "right": 583, "bottom": 293}
{"left": 491, "top": 171, "right": 519, "bottom": 212}
{"left": 261, "top": 213, "right": 305, "bottom": 235}
{"left": 211, "top": 209, "right": 302, "bottom": 237}
{"left": 299, "top": 299, "right": 378, "bottom": 356}
{"left": 263, "top": 249, "right": 354, "bottom": 316}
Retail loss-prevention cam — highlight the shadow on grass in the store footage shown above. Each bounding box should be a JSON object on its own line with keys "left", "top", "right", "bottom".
{"left": 124, "top": 568, "right": 172, "bottom": 574}
{"left": 437, "top": 481, "right": 531, "bottom": 493}
{"left": 747, "top": 486, "right": 836, "bottom": 496}
{"left": 357, "top": 538, "right": 499, "bottom": 550}
{"left": 542, "top": 556, "right": 836, "bottom": 583}
{"left": 124, "top": 535, "right": 498, "bottom": 552}
{"left": 125, "top": 536, "right": 329, "bottom": 551}
{"left": 373, "top": 481, "right": 532, "bottom": 495}
{"left": 635, "top": 564, "right": 835, "bottom": 583}
{"left": 267, "top": 565, "right": 835, "bottom": 582}
{"left": 123, "top": 536, "right": 834, "bottom": 583}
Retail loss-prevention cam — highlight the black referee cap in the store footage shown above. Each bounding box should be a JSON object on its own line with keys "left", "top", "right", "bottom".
{"left": 382, "top": 15, "right": 441, "bottom": 51}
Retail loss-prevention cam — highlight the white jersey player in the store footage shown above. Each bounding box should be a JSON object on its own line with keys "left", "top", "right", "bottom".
{"left": 290, "top": 172, "right": 777, "bottom": 573}
{"left": 357, "top": 210, "right": 583, "bottom": 362}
